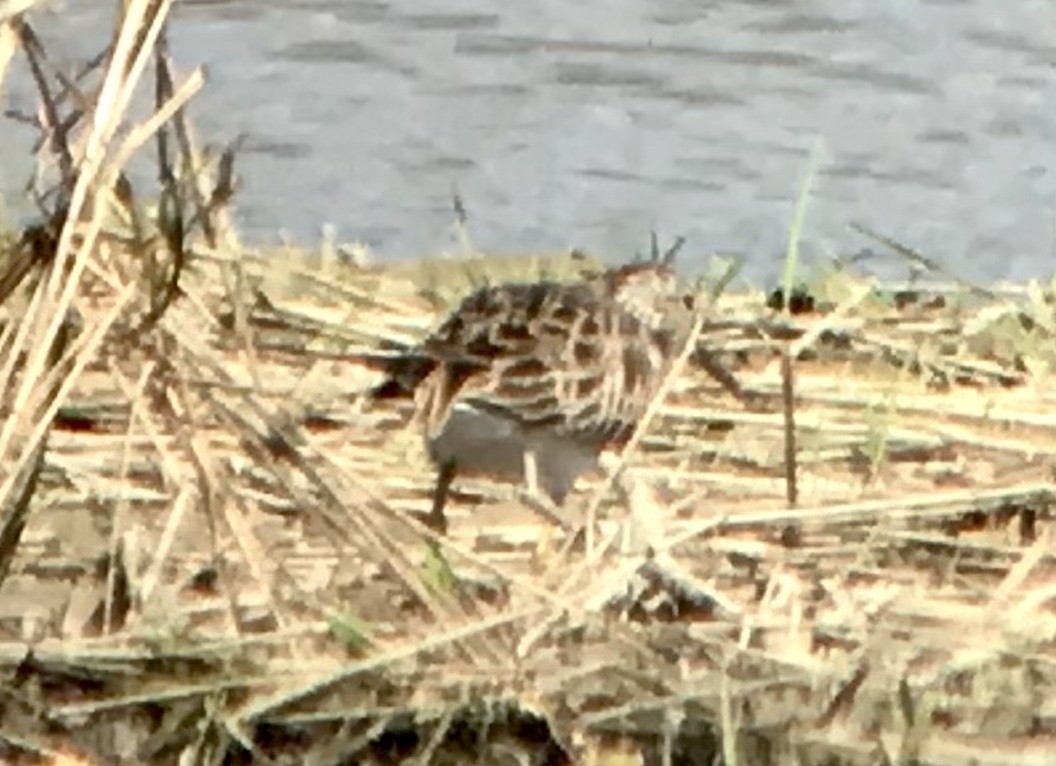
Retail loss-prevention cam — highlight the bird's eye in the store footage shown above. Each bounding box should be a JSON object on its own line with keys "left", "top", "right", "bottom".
{"left": 682, "top": 294, "right": 695, "bottom": 310}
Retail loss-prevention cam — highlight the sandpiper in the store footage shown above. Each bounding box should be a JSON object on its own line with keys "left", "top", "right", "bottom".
{"left": 368, "top": 251, "right": 698, "bottom": 534}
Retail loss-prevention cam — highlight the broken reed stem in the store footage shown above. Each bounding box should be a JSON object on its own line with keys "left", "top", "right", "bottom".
{"left": 0, "top": 314, "right": 80, "bottom": 582}
{"left": 0, "top": 0, "right": 173, "bottom": 467}
{"left": 782, "top": 347, "right": 797, "bottom": 508}
{"left": 0, "top": 441, "right": 44, "bottom": 592}
{"left": 0, "top": 282, "right": 137, "bottom": 532}
{"left": 109, "top": 64, "right": 204, "bottom": 173}
{"left": 0, "top": 0, "right": 200, "bottom": 589}
{"left": 573, "top": 312, "right": 705, "bottom": 561}
{"left": 104, "top": 360, "right": 156, "bottom": 634}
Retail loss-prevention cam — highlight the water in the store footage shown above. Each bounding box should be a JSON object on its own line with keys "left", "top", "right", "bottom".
{"left": 2, "top": 0, "right": 1054, "bottom": 282}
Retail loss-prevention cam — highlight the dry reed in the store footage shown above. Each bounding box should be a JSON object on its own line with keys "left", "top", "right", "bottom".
{"left": 0, "top": 4, "right": 1055, "bottom": 766}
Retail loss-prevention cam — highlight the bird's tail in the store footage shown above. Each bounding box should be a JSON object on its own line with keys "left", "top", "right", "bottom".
{"left": 347, "top": 350, "right": 436, "bottom": 400}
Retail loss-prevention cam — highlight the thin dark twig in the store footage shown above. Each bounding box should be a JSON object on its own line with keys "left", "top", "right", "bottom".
{"left": 815, "top": 663, "right": 870, "bottom": 729}
{"left": 850, "top": 221, "right": 995, "bottom": 299}
{"left": 31, "top": 109, "right": 84, "bottom": 157}
{"left": 22, "top": 49, "right": 102, "bottom": 158}
{"left": 13, "top": 19, "right": 76, "bottom": 198}
{"left": 157, "top": 48, "right": 217, "bottom": 245}
{"left": 2, "top": 109, "right": 39, "bottom": 126}
{"left": 120, "top": 38, "right": 189, "bottom": 341}
{"left": 210, "top": 143, "right": 238, "bottom": 211}
{"left": 0, "top": 217, "right": 60, "bottom": 307}
{"left": 647, "top": 231, "right": 686, "bottom": 265}
{"left": 451, "top": 187, "right": 468, "bottom": 226}
{"left": 147, "top": 132, "right": 243, "bottom": 333}
{"left": 688, "top": 345, "right": 756, "bottom": 408}
{"left": 154, "top": 36, "right": 176, "bottom": 190}
{"left": 51, "top": 47, "right": 110, "bottom": 113}
{"left": 156, "top": 40, "right": 218, "bottom": 248}
{"left": 781, "top": 347, "right": 797, "bottom": 508}
{"left": 661, "top": 235, "right": 686, "bottom": 265}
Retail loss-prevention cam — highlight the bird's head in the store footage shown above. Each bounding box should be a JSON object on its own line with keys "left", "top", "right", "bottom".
{"left": 603, "top": 260, "right": 696, "bottom": 330}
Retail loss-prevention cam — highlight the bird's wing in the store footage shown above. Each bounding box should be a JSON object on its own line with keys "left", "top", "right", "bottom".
{"left": 421, "top": 281, "right": 585, "bottom": 361}
{"left": 422, "top": 280, "right": 673, "bottom": 445}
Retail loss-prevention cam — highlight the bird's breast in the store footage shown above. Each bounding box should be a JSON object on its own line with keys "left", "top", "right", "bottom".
{"left": 427, "top": 402, "right": 602, "bottom": 504}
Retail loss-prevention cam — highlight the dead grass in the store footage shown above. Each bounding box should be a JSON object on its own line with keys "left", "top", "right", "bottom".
{"left": 2, "top": 3, "right": 1056, "bottom": 766}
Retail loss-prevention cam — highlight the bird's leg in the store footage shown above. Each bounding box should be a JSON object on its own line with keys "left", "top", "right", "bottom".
{"left": 524, "top": 447, "right": 540, "bottom": 496}
{"left": 427, "top": 460, "right": 456, "bottom": 535}
{"left": 518, "top": 449, "right": 576, "bottom": 531}
{"left": 610, "top": 466, "right": 665, "bottom": 557}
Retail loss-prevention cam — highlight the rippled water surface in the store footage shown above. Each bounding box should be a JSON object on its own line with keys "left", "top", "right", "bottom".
{"left": 2, "top": 0, "right": 1054, "bottom": 281}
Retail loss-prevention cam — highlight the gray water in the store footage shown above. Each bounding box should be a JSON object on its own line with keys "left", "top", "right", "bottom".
{"left": 3, "top": 0, "right": 1055, "bottom": 282}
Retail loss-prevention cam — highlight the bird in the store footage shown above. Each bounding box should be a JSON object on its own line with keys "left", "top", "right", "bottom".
{"left": 365, "top": 250, "right": 699, "bottom": 535}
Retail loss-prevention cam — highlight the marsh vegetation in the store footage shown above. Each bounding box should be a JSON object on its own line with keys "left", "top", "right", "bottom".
{"left": 1, "top": 3, "right": 1055, "bottom": 765}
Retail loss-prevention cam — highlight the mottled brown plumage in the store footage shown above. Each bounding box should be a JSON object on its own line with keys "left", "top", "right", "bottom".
{"left": 371, "top": 257, "right": 697, "bottom": 533}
